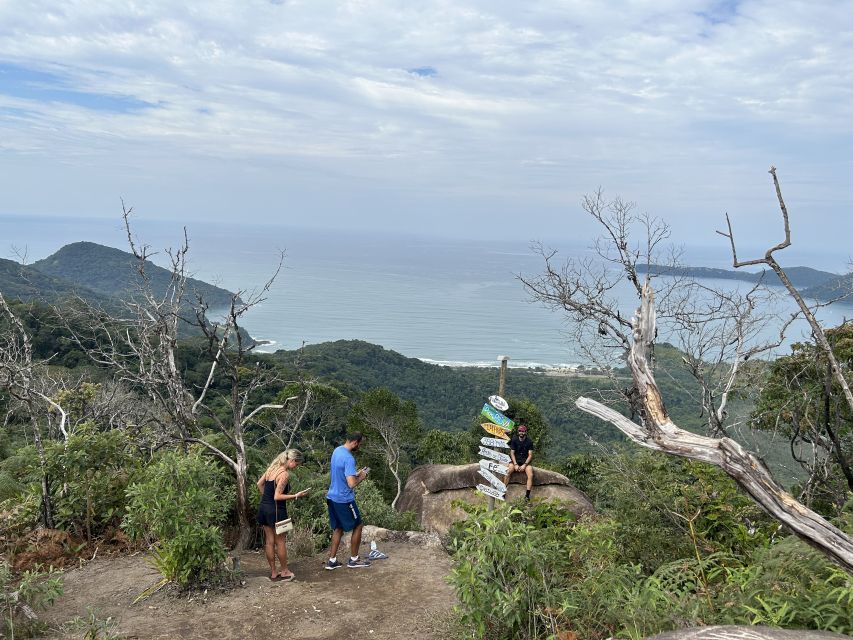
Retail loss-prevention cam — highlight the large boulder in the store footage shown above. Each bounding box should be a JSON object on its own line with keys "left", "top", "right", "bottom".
{"left": 396, "top": 463, "right": 594, "bottom": 535}
{"left": 645, "top": 627, "right": 852, "bottom": 640}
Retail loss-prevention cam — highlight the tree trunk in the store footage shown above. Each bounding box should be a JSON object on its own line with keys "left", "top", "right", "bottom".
{"left": 30, "top": 415, "right": 54, "bottom": 529}
{"left": 232, "top": 451, "right": 253, "bottom": 552}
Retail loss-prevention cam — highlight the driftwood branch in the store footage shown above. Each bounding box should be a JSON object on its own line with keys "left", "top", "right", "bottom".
{"left": 576, "top": 283, "right": 853, "bottom": 573}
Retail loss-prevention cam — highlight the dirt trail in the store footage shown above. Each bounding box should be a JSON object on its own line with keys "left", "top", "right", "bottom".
{"left": 43, "top": 541, "right": 456, "bottom": 639}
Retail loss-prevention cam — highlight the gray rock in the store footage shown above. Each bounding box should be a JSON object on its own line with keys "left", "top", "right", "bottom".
{"left": 396, "top": 463, "right": 594, "bottom": 535}
{"left": 645, "top": 626, "right": 852, "bottom": 640}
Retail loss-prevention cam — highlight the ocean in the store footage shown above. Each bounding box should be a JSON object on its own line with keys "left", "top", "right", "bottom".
{"left": 1, "top": 214, "right": 849, "bottom": 368}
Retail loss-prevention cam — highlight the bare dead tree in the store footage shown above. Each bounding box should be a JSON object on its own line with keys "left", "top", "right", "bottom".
{"left": 0, "top": 293, "right": 68, "bottom": 527}
{"left": 521, "top": 189, "right": 786, "bottom": 439}
{"left": 59, "top": 206, "right": 291, "bottom": 550}
{"left": 575, "top": 284, "right": 853, "bottom": 573}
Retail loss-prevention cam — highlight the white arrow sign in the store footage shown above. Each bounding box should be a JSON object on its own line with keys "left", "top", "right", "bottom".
{"left": 480, "top": 459, "right": 509, "bottom": 476}
{"left": 479, "top": 446, "right": 511, "bottom": 464}
{"left": 476, "top": 483, "right": 505, "bottom": 501}
{"left": 480, "top": 437, "right": 510, "bottom": 449}
{"left": 478, "top": 468, "right": 507, "bottom": 493}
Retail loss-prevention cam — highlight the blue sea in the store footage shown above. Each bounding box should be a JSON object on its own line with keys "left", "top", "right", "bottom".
{"left": 1, "top": 214, "right": 850, "bottom": 368}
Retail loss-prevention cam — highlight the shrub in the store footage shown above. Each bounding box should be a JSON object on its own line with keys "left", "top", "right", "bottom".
{"left": 123, "top": 449, "right": 233, "bottom": 587}
{"left": 448, "top": 501, "right": 575, "bottom": 640}
{"left": 3, "top": 426, "right": 139, "bottom": 540}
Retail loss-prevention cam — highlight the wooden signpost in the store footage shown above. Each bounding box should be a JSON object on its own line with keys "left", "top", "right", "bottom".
{"left": 478, "top": 356, "right": 510, "bottom": 508}
{"left": 480, "top": 436, "right": 510, "bottom": 449}
{"left": 481, "top": 422, "right": 510, "bottom": 440}
{"left": 479, "top": 446, "right": 511, "bottom": 463}
{"left": 479, "top": 459, "right": 509, "bottom": 476}
{"left": 477, "top": 483, "right": 505, "bottom": 501}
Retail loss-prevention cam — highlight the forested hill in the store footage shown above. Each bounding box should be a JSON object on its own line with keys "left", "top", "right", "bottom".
{"left": 0, "top": 256, "right": 112, "bottom": 306}
{"left": 270, "top": 340, "right": 714, "bottom": 458}
{"left": 637, "top": 262, "right": 840, "bottom": 290}
{"left": 30, "top": 241, "right": 237, "bottom": 308}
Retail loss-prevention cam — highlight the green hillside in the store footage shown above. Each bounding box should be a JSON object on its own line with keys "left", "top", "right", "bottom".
{"left": 269, "top": 340, "right": 796, "bottom": 479}
{"left": 0, "top": 256, "right": 112, "bottom": 307}
{"left": 270, "top": 341, "right": 702, "bottom": 457}
{"left": 32, "top": 241, "right": 237, "bottom": 309}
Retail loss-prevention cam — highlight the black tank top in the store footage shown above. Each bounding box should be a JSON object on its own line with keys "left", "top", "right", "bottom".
{"left": 260, "top": 476, "right": 289, "bottom": 505}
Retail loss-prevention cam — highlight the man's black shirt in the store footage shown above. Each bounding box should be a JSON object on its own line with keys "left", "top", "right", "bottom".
{"left": 509, "top": 434, "right": 534, "bottom": 463}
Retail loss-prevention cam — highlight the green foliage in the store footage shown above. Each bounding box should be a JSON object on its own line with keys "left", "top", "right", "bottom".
{"left": 271, "top": 339, "right": 641, "bottom": 458}
{"left": 4, "top": 426, "right": 140, "bottom": 539}
{"left": 123, "top": 449, "right": 232, "bottom": 586}
{"left": 449, "top": 449, "right": 851, "bottom": 639}
{"left": 354, "top": 478, "right": 420, "bottom": 531}
{"left": 349, "top": 387, "right": 421, "bottom": 503}
{"left": 752, "top": 322, "right": 853, "bottom": 512}
{"left": 415, "top": 429, "right": 470, "bottom": 465}
{"left": 448, "top": 501, "right": 576, "bottom": 640}
{"left": 0, "top": 562, "right": 63, "bottom": 638}
{"left": 47, "top": 425, "right": 140, "bottom": 540}
{"left": 577, "top": 449, "right": 773, "bottom": 571}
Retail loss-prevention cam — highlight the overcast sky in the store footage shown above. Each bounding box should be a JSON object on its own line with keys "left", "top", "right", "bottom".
{"left": 1, "top": 0, "right": 851, "bottom": 255}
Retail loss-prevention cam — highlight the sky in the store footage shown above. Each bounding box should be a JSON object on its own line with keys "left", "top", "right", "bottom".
{"left": 1, "top": 0, "right": 852, "bottom": 257}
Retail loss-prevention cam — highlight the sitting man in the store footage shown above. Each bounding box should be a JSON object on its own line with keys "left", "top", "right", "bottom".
{"left": 507, "top": 424, "right": 535, "bottom": 500}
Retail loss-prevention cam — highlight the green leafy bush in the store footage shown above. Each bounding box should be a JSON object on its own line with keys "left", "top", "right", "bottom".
{"left": 123, "top": 449, "right": 233, "bottom": 586}
{"left": 448, "top": 450, "right": 853, "bottom": 640}
{"left": 3, "top": 425, "right": 139, "bottom": 540}
{"left": 448, "top": 501, "right": 576, "bottom": 640}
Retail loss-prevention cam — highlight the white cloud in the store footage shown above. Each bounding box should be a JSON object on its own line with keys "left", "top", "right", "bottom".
{"left": 0, "top": 0, "right": 851, "bottom": 247}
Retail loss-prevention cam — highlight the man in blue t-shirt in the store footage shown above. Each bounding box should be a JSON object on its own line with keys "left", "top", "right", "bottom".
{"left": 325, "top": 432, "right": 371, "bottom": 569}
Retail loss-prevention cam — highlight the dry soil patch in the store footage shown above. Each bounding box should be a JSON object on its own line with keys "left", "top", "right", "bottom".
{"left": 43, "top": 541, "right": 456, "bottom": 639}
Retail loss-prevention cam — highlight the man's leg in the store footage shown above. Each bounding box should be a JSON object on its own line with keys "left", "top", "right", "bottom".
{"left": 525, "top": 465, "right": 534, "bottom": 500}
{"left": 350, "top": 521, "right": 363, "bottom": 558}
{"left": 503, "top": 463, "right": 515, "bottom": 487}
{"left": 329, "top": 527, "right": 343, "bottom": 559}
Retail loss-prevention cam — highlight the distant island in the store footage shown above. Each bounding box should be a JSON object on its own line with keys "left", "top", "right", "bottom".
{"left": 637, "top": 263, "right": 853, "bottom": 303}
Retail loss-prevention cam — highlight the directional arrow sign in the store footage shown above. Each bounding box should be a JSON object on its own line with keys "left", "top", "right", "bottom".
{"left": 480, "top": 437, "right": 510, "bottom": 449}
{"left": 480, "top": 404, "right": 514, "bottom": 430}
{"left": 481, "top": 423, "right": 510, "bottom": 440}
{"left": 479, "top": 446, "right": 511, "bottom": 464}
{"left": 480, "top": 459, "right": 509, "bottom": 476}
{"left": 477, "top": 483, "right": 505, "bottom": 501}
{"left": 478, "top": 468, "right": 507, "bottom": 493}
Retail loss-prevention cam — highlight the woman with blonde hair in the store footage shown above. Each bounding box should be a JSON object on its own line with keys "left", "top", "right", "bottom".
{"left": 256, "top": 449, "right": 309, "bottom": 581}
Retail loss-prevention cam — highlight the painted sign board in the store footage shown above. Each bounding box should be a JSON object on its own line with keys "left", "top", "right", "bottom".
{"left": 480, "top": 436, "right": 510, "bottom": 449}
{"left": 480, "top": 459, "right": 509, "bottom": 476}
{"left": 477, "top": 483, "right": 506, "bottom": 501}
{"left": 478, "top": 468, "right": 507, "bottom": 493}
{"left": 488, "top": 395, "right": 509, "bottom": 412}
{"left": 481, "top": 422, "right": 510, "bottom": 441}
{"left": 481, "top": 404, "right": 514, "bottom": 430}
{"left": 479, "top": 446, "right": 511, "bottom": 463}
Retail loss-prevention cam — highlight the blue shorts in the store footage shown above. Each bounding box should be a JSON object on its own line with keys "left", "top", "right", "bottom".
{"left": 327, "top": 499, "right": 362, "bottom": 532}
